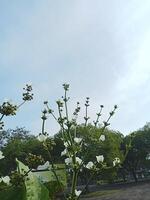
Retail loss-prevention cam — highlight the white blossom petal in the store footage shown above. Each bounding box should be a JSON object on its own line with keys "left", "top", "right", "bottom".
{"left": 74, "top": 137, "right": 82, "bottom": 144}
{"left": 61, "top": 149, "right": 67, "bottom": 156}
{"left": 146, "top": 153, "right": 150, "bottom": 160}
{"left": 0, "top": 151, "right": 5, "bottom": 160}
{"left": 76, "top": 157, "right": 82, "bottom": 165}
{"left": 64, "top": 141, "right": 71, "bottom": 148}
{"left": 37, "top": 134, "right": 47, "bottom": 142}
{"left": 86, "top": 161, "right": 94, "bottom": 169}
{"left": 37, "top": 161, "right": 50, "bottom": 170}
{"left": 113, "top": 157, "right": 120, "bottom": 166}
{"left": 96, "top": 155, "right": 104, "bottom": 163}
{"left": 65, "top": 157, "right": 72, "bottom": 165}
{"left": 2, "top": 176, "right": 10, "bottom": 185}
{"left": 99, "top": 135, "right": 105, "bottom": 141}
{"left": 75, "top": 189, "right": 82, "bottom": 196}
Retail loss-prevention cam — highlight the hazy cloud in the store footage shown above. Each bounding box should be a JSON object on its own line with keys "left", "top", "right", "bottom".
{"left": 1, "top": 0, "right": 150, "bottom": 135}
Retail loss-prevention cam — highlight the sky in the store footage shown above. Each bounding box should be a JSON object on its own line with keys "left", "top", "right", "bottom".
{"left": 1, "top": 0, "right": 150, "bottom": 136}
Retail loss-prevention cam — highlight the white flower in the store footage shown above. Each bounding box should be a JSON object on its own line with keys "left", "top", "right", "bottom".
{"left": 65, "top": 157, "right": 72, "bottom": 165}
{"left": 86, "top": 161, "right": 94, "bottom": 169}
{"left": 37, "top": 134, "right": 47, "bottom": 142}
{"left": 99, "top": 135, "right": 105, "bottom": 141}
{"left": 80, "top": 168, "right": 83, "bottom": 172}
{"left": 61, "top": 149, "right": 67, "bottom": 156}
{"left": 64, "top": 142, "right": 68, "bottom": 147}
{"left": 76, "top": 157, "right": 82, "bottom": 165}
{"left": 37, "top": 161, "right": 50, "bottom": 170}
{"left": 74, "top": 137, "right": 82, "bottom": 144}
{"left": 0, "top": 151, "right": 5, "bottom": 160}
{"left": 1, "top": 176, "right": 10, "bottom": 185}
{"left": 113, "top": 157, "right": 120, "bottom": 166}
{"left": 146, "top": 153, "right": 150, "bottom": 160}
{"left": 64, "top": 141, "right": 71, "bottom": 148}
{"left": 96, "top": 155, "right": 104, "bottom": 163}
{"left": 84, "top": 143, "right": 88, "bottom": 147}
{"left": 75, "top": 189, "right": 82, "bottom": 197}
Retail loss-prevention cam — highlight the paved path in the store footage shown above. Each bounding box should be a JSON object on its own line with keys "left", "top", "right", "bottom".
{"left": 81, "top": 182, "right": 150, "bottom": 200}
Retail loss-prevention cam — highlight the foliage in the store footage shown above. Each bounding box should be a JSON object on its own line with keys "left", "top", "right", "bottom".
{"left": 0, "top": 185, "right": 26, "bottom": 200}
{"left": 45, "top": 181, "right": 64, "bottom": 200}
{"left": 17, "top": 159, "right": 49, "bottom": 200}
{"left": 122, "top": 123, "right": 150, "bottom": 182}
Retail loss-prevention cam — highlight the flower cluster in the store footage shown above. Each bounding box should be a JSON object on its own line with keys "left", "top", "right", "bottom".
{"left": 22, "top": 84, "right": 33, "bottom": 101}
{"left": 25, "top": 153, "right": 45, "bottom": 169}
{"left": 113, "top": 157, "right": 120, "bottom": 166}
{"left": 10, "top": 171, "right": 25, "bottom": 186}
{"left": 0, "top": 84, "right": 34, "bottom": 131}
{"left": 0, "top": 121, "right": 4, "bottom": 130}
{"left": 0, "top": 85, "right": 34, "bottom": 189}
{"left": 0, "top": 101, "right": 17, "bottom": 116}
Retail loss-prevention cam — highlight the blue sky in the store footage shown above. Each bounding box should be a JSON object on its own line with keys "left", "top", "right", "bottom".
{"left": 1, "top": 0, "right": 150, "bottom": 135}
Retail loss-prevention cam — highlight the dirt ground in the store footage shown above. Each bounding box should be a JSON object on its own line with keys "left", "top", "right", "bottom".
{"left": 81, "top": 181, "right": 150, "bottom": 200}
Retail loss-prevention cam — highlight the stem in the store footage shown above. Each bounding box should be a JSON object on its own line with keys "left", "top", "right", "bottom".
{"left": 74, "top": 125, "right": 77, "bottom": 138}
{"left": 71, "top": 155, "right": 78, "bottom": 199}
{"left": 51, "top": 112, "right": 58, "bottom": 122}
{"left": 76, "top": 171, "right": 94, "bottom": 200}
{"left": 100, "top": 107, "right": 116, "bottom": 135}
{"left": 17, "top": 101, "right": 26, "bottom": 109}
{"left": 64, "top": 90, "right": 69, "bottom": 122}
{"left": 94, "top": 106, "right": 103, "bottom": 127}
{"left": 84, "top": 105, "right": 88, "bottom": 127}
{"left": 23, "top": 169, "right": 32, "bottom": 177}
{"left": 0, "top": 114, "right": 4, "bottom": 122}
{"left": 42, "top": 118, "right": 45, "bottom": 134}
{"left": 41, "top": 115, "right": 66, "bottom": 199}
{"left": 46, "top": 149, "right": 66, "bottom": 199}
{"left": 71, "top": 170, "right": 78, "bottom": 199}
{"left": 57, "top": 105, "right": 71, "bottom": 148}
{"left": 45, "top": 104, "right": 58, "bottom": 123}
{"left": 63, "top": 90, "right": 73, "bottom": 145}
{"left": 76, "top": 163, "right": 100, "bottom": 200}
{"left": 84, "top": 98, "right": 90, "bottom": 127}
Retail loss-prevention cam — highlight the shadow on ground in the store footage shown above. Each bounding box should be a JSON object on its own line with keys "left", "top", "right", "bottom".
{"left": 81, "top": 181, "right": 150, "bottom": 200}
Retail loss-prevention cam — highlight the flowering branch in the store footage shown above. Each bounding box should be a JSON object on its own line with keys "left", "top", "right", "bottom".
{"left": 38, "top": 109, "right": 66, "bottom": 199}
{"left": 38, "top": 83, "right": 118, "bottom": 200}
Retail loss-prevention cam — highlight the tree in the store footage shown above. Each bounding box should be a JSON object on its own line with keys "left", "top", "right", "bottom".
{"left": 0, "top": 127, "right": 49, "bottom": 175}
{"left": 122, "top": 123, "right": 150, "bottom": 182}
{"left": 74, "top": 124, "right": 124, "bottom": 185}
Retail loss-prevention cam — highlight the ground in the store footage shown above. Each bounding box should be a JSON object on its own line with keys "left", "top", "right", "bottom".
{"left": 81, "top": 181, "right": 150, "bottom": 200}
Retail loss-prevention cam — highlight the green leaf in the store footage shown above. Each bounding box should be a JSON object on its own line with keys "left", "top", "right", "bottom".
{"left": 16, "top": 159, "right": 49, "bottom": 200}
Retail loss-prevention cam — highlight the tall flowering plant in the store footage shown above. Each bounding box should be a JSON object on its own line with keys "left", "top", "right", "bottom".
{"left": 38, "top": 84, "right": 118, "bottom": 200}
{"left": 0, "top": 84, "right": 33, "bottom": 130}
{"left": 0, "top": 84, "right": 33, "bottom": 186}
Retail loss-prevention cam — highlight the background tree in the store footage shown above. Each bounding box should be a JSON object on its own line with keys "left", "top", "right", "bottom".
{"left": 122, "top": 123, "right": 150, "bottom": 182}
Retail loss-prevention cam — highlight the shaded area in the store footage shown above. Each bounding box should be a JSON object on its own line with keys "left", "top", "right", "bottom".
{"left": 81, "top": 181, "right": 150, "bottom": 200}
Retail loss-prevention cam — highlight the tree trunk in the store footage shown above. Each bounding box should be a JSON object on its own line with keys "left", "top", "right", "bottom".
{"left": 132, "top": 169, "right": 138, "bottom": 182}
